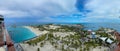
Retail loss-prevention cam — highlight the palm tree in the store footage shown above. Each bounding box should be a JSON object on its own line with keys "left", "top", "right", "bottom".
{"left": 54, "top": 45, "right": 58, "bottom": 51}
{"left": 37, "top": 48, "right": 40, "bottom": 51}
{"left": 40, "top": 42, "right": 44, "bottom": 47}
{"left": 61, "top": 45, "right": 64, "bottom": 51}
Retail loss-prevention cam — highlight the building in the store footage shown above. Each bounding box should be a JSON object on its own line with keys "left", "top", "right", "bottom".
{"left": 92, "top": 32, "right": 96, "bottom": 38}
{"left": 87, "top": 29, "right": 92, "bottom": 34}
{"left": 87, "top": 32, "right": 100, "bottom": 39}
{"left": 99, "top": 37, "right": 113, "bottom": 44}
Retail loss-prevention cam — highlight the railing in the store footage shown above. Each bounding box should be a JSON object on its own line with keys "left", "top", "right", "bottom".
{"left": 14, "top": 43, "right": 24, "bottom": 51}
{"left": 2, "top": 25, "right": 15, "bottom": 51}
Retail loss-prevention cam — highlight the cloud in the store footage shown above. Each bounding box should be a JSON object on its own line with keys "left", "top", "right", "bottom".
{"left": 0, "top": 10, "right": 30, "bottom": 17}
{"left": 2, "top": 0, "right": 120, "bottom": 24}
{"left": 0, "top": 0, "right": 77, "bottom": 18}
{"left": 85, "top": 0, "right": 120, "bottom": 19}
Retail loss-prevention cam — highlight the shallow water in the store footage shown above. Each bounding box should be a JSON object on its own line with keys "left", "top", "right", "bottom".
{"left": 7, "top": 26, "right": 36, "bottom": 43}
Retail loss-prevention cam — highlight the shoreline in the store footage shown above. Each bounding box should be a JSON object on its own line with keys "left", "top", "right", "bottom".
{"left": 24, "top": 26, "right": 49, "bottom": 36}
{"left": 22, "top": 25, "right": 116, "bottom": 51}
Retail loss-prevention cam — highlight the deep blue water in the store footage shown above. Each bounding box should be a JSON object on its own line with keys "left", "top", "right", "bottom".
{"left": 81, "top": 23, "right": 120, "bottom": 32}
{"left": 7, "top": 26, "right": 36, "bottom": 43}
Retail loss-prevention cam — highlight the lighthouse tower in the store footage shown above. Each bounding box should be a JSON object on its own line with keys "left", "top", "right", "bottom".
{"left": 0, "top": 15, "right": 15, "bottom": 51}
{"left": 0, "top": 15, "right": 4, "bottom": 46}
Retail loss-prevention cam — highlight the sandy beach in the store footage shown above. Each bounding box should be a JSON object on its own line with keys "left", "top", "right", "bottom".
{"left": 53, "top": 32, "right": 75, "bottom": 37}
{"left": 90, "top": 46, "right": 109, "bottom": 51}
{"left": 24, "top": 26, "right": 49, "bottom": 36}
{"left": 20, "top": 41, "right": 60, "bottom": 51}
{"left": 0, "top": 47, "right": 5, "bottom": 51}
{"left": 24, "top": 26, "right": 75, "bottom": 37}
{"left": 21, "top": 26, "right": 76, "bottom": 51}
{"left": 21, "top": 26, "right": 57, "bottom": 51}
{"left": 22, "top": 26, "right": 111, "bottom": 51}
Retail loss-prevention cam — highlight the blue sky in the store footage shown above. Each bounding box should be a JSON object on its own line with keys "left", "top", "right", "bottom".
{"left": 0, "top": 0, "right": 120, "bottom": 25}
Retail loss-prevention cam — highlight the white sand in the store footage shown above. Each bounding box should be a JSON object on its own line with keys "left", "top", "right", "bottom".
{"left": 24, "top": 26, "right": 75, "bottom": 37}
{"left": 24, "top": 26, "right": 49, "bottom": 36}
{"left": 22, "top": 26, "right": 76, "bottom": 51}
{"left": 90, "top": 46, "right": 109, "bottom": 51}
{"left": 20, "top": 41, "right": 60, "bottom": 51}
{"left": 0, "top": 47, "right": 5, "bottom": 51}
{"left": 24, "top": 26, "right": 82, "bottom": 51}
{"left": 22, "top": 26, "right": 110, "bottom": 51}
{"left": 53, "top": 32, "right": 75, "bottom": 37}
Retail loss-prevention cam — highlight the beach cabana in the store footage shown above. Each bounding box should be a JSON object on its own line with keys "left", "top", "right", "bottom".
{"left": 100, "top": 37, "right": 107, "bottom": 41}
{"left": 92, "top": 32, "right": 96, "bottom": 38}
{"left": 106, "top": 38, "right": 113, "bottom": 44}
{"left": 99, "top": 37, "right": 113, "bottom": 44}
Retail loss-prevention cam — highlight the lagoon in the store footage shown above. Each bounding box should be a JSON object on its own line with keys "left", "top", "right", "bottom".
{"left": 7, "top": 26, "right": 36, "bottom": 43}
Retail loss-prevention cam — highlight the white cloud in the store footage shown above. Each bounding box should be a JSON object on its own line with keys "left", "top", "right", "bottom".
{"left": 0, "top": 9, "right": 30, "bottom": 17}
{"left": 0, "top": 0, "right": 77, "bottom": 18}
{"left": 2, "top": 0, "right": 120, "bottom": 23}
{"left": 85, "top": 0, "right": 120, "bottom": 19}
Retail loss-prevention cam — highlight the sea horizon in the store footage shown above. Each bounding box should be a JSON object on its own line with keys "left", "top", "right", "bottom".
{"left": 6, "top": 22, "right": 120, "bottom": 32}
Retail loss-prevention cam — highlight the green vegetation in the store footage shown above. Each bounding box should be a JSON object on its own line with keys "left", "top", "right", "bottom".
{"left": 25, "top": 24, "right": 117, "bottom": 51}
{"left": 26, "top": 34, "right": 47, "bottom": 45}
{"left": 37, "top": 48, "right": 40, "bottom": 51}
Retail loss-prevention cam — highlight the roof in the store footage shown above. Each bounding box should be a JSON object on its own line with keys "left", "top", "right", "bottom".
{"left": 92, "top": 32, "right": 96, "bottom": 34}
{"left": 88, "top": 29, "right": 92, "bottom": 31}
{"left": 100, "top": 37, "right": 107, "bottom": 41}
{"left": 107, "top": 38, "right": 113, "bottom": 44}
{"left": 99, "top": 37, "right": 113, "bottom": 43}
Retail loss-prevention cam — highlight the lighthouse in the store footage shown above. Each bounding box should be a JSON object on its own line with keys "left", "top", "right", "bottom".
{"left": 0, "top": 15, "right": 15, "bottom": 51}
{"left": 0, "top": 15, "right": 4, "bottom": 46}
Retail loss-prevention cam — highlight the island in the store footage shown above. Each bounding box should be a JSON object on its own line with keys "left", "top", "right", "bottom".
{"left": 20, "top": 24, "right": 118, "bottom": 51}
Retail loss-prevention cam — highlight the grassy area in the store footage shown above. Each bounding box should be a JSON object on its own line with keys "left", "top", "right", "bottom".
{"left": 26, "top": 34, "right": 47, "bottom": 45}
{"left": 25, "top": 24, "right": 117, "bottom": 51}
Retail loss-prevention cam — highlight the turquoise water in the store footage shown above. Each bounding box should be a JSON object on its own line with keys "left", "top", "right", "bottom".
{"left": 7, "top": 26, "right": 36, "bottom": 43}
{"left": 6, "top": 23, "right": 120, "bottom": 43}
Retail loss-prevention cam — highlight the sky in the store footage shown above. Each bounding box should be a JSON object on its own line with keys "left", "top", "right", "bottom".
{"left": 0, "top": 0, "right": 120, "bottom": 25}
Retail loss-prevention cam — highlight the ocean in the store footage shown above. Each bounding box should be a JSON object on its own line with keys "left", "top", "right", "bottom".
{"left": 6, "top": 23, "right": 120, "bottom": 43}
{"left": 7, "top": 26, "right": 36, "bottom": 43}
{"left": 81, "top": 23, "right": 120, "bottom": 32}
